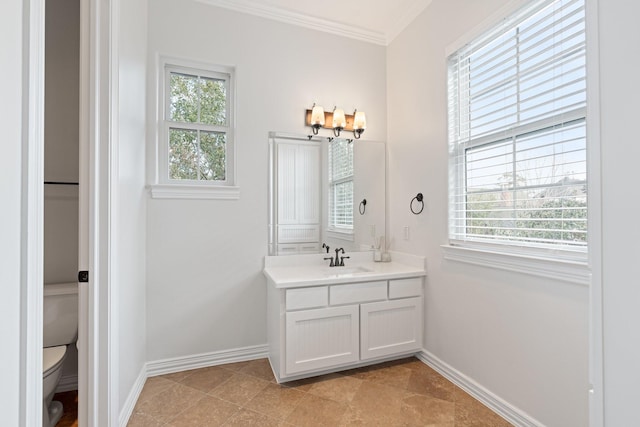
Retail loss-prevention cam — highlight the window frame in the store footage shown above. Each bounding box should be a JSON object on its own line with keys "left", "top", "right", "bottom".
{"left": 150, "top": 56, "right": 238, "bottom": 200}
{"left": 327, "top": 138, "right": 354, "bottom": 239}
{"left": 444, "top": 0, "right": 590, "bottom": 282}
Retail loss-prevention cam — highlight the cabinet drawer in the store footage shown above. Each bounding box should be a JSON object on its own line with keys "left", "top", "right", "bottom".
{"left": 389, "top": 277, "right": 423, "bottom": 299}
{"left": 330, "top": 281, "right": 387, "bottom": 305}
{"left": 286, "top": 286, "right": 328, "bottom": 310}
{"left": 298, "top": 243, "right": 320, "bottom": 253}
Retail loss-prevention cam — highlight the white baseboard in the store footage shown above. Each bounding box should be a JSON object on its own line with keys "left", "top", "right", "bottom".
{"left": 146, "top": 344, "right": 269, "bottom": 377}
{"left": 119, "top": 366, "right": 146, "bottom": 427}
{"left": 55, "top": 374, "right": 78, "bottom": 393}
{"left": 417, "top": 350, "right": 544, "bottom": 427}
{"left": 118, "top": 344, "right": 268, "bottom": 426}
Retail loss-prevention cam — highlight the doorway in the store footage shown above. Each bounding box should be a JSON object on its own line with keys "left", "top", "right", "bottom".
{"left": 23, "top": 0, "right": 115, "bottom": 424}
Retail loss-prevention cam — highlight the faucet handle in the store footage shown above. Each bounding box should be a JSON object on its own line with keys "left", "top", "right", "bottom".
{"left": 323, "top": 257, "right": 334, "bottom": 267}
{"left": 340, "top": 256, "right": 350, "bottom": 266}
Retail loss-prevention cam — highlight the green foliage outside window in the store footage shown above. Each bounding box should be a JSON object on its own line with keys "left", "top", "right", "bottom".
{"left": 168, "top": 71, "right": 227, "bottom": 181}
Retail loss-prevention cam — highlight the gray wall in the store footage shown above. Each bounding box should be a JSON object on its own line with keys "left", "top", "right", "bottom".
{"left": 0, "top": 0, "right": 25, "bottom": 424}
{"left": 145, "top": 0, "right": 387, "bottom": 362}
{"left": 599, "top": 0, "right": 640, "bottom": 424}
{"left": 386, "top": 1, "right": 588, "bottom": 425}
{"left": 117, "top": 0, "right": 149, "bottom": 415}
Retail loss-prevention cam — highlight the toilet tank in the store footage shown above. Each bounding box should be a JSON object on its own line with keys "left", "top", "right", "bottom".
{"left": 43, "top": 282, "right": 78, "bottom": 348}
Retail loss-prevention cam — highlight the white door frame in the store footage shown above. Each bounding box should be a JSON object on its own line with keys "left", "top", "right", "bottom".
{"left": 21, "top": 0, "right": 45, "bottom": 424}
{"left": 22, "top": 0, "right": 117, "bottom": 425}
{"left": 586, "top": 0, "right": 604, "bottom": 425}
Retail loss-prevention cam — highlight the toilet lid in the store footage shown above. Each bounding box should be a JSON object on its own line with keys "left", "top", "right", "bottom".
{"left": 43, "top": 346, "right": 66, "bottom": 374}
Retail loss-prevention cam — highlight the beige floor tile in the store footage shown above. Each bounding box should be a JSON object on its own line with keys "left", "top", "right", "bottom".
{"left": 223, "top": 408, "right": 288, "bottom": 426}
{"left": 307, "top": 373, "right": 363, "bottom": 403}
{"left": 209, "top": 372, "right": 270, "bottom": 405}
{"left": 454, "top": 388, "right": 513, "bottom": 427}
{"left": 351, "top": 363, "right": 413, "bottom": 390}
{"left": 127, "top": 357, "right": 512, "bottom": 427}
{"left": 135, "top": 376, "right": 175, "bottom": 405}
{"left": 134, "top": 383, "right": 206, "bottom": 424}
{"left": 399, "top": 394, "right": 455, "bottom": 426}
{"left": 239, "top": 358, "right": 276, "bottom": 382}
{"left": 244, "top": 383, "right": 305, "bottom": 419}
{"left": 406, "top": 367, "right": 456, "bottom": 402}
{"left": 127, "top": 411, "right": 164, "bottom": 427}
{"left": 285, "top": 393, "right": 347, "bottom": 427}
{"left": 344, "top": 380, "right": 410, "bottom": 426}
{"left": 160, "top": 369, "right": 196, "bottom": 383}
{"left": 178, "top": 366, "right": 234, "bottom": 393}
{"left": 220, "top": 360, "right": 253, "bottom": 372}
{"left": 165, "top": 395, "right": 240, "bottom": 427}
{"left": 281, "top": 374, "right": 327, "bottom": 392}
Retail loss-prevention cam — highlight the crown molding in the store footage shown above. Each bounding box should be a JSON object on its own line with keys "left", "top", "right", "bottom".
{"left": 195, "top": 0, "right": 389, "bottom": 45}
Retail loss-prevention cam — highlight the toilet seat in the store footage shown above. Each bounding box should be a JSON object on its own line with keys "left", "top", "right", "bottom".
{"left": 43, "top": 346, "right": 67, "bottom": 377}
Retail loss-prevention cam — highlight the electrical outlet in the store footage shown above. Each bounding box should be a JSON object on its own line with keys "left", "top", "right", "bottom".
{"left": 370, "top": 224, "right": 376, "bottom": 237}
{"left": 403, "top": 226, "right": 410, "bottom": 240}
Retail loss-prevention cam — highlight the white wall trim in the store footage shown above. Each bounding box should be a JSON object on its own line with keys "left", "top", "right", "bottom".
{"left": 146, "top": 344, "right": 268, "bottom": 377}
{"left": 585, "top": 0, "right": 604, "bottom": 424}
{"left": 148, "top": 184, "right": 240, "bottom": 200}
{"left": 21, "top": 0, "right": 46, "bottom": 424}
{"left": 117, "top": 345, "right": 268, "bottom": 425}
{"left": 441, "top": 244, "right": 590, "bottom": 286}
{"left": 417, "top": 350, "right": 544, "bottom": 427}
{"left": 194, "top": 0, "right": 387, "bottom": 45}
{"left": 118, "top": 366, "right": 146, "bottom": 427}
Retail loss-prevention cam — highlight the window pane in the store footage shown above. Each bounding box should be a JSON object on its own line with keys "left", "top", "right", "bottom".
{"left": 169, "top": 128, "right": 198, "bottom": 180}
{"left": 449, "top": 0, "right": 587, "bottom": 252}
{"left": 330, "top": 139, "right": 353, "bottom": 180}
{"left": 169, "top": 73, "right": 199, "bottom": 123}
{"left": 200, "top": 77, "right": 227, "bottom": 126}
{"left": 332, "top": 181, "right": 354, "bottom": 228}
{"left": 199, "top": 131, "right": 226, "bottom": 181}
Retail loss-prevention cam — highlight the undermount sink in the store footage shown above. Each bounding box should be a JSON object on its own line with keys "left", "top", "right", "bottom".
{"left": 322, "top": 266, "right": 373, "bottom": 277}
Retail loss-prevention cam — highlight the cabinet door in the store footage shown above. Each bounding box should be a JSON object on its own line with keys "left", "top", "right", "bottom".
{"left": 360, "top": 297, "right": 423, "bottom": 361}
{"left": 297, "top": 144, "right": 320, "bottom": 224}
{"left": 286, "top": 305, "right": 359, "bottom": 375}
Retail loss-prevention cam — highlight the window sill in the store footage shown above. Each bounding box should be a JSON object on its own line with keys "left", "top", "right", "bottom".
{"left": 148, "top": 184, "right": 240, "bottom": 200}
{"left": 441, "top": 244, "right": 590, "bottom": 286}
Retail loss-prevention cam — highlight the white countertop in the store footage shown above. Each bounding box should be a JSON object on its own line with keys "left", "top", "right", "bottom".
{"left": 263, "top": 251, "right": 426, "bottom": 289}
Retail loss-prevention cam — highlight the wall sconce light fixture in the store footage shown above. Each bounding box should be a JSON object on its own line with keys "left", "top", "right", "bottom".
{"left": 305, "top": 104, "right": 366, "bottom": 139}
{"left": 332, "top": 107, "right": 346, "bottom": 137}
{"left": 310, "top": 103, "right": 325, "bottom": 135}
{"left": 353, "top": 109, "right": 366, "bottom": 139}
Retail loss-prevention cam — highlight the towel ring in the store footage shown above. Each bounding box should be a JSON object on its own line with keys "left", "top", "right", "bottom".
{"left": 410, "top": 193, "right": 424, "bottom": 215}
{"left": 359, "top": 199, "right": 367, "bottom": 215}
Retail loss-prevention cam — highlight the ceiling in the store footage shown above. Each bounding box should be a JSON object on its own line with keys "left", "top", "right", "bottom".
{"left": 196, "top": 0, "right": 433, "bottom": 45}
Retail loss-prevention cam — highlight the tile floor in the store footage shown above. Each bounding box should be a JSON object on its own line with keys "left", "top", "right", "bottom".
{"left": 127, "top": 357, "right": 512, "bottom": 426}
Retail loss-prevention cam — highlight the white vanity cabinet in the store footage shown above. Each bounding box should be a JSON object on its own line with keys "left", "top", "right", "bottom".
{"left": 267, "top": 275, "right": 424, "bottom": 383}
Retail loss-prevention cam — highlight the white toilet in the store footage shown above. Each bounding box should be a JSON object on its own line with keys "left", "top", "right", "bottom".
{"left": 43, "top": 282, "right": 78, "bottom": 427}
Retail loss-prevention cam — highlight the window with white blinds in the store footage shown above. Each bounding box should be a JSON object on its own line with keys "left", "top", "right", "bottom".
{"left": 328, "top": 138, "right": 354, "bottom": 232}
{"left": 448, "top": 0, "right": 587, "bottom": 256}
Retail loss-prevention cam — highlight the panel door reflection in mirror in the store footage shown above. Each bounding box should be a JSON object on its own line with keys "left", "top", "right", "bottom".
{"left": 268, "top": 132, "right": 385, "bottom": 256}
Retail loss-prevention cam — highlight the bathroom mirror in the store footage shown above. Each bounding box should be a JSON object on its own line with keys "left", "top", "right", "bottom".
{"left": 268, "top": 132, "right": 385, "bottom": 256}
